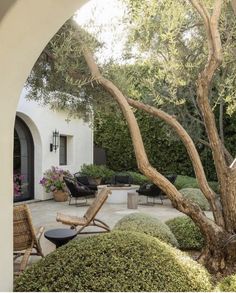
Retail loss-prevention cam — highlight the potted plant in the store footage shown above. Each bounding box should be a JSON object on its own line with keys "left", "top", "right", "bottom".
{"left": 80, "top": 164, "right": 115, "bottom": 185}
{"left": 40, "top": 166, "right": 71, "bottom": 201}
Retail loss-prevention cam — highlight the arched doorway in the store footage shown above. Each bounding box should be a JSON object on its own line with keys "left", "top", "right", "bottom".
{"left": 13, "top": 116, "right": 34, "bottom": 202}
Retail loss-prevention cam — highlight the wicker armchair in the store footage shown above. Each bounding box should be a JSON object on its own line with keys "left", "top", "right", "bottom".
{"left": 14, "top": 204, "right": 44, "bottom": 275}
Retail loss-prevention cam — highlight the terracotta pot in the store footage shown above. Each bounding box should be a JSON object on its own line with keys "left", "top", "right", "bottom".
{"left": 53, "top": 190, "right": 68, "bottom": 202}
{"left": 93, "top": 177, "right": 102, "bottom": 185}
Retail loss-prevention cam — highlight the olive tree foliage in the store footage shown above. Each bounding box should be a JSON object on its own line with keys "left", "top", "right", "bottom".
{"left": 121, "top": 0, "right": 236, "bottom": 159}
{"left": 25, "top": 20, "right": 113, "bottom": 122}
{"left": 26, "top": 4, "right": 235, "bottom": 156}
{"left": 123, "top": 0, "right": 236, "bottom": 113}
{"left": 104, "top": 61, "right": 235, "bottom": 158}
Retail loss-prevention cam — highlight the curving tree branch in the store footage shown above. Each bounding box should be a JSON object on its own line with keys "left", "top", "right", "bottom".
{"left": 70, "top": 19, "right": 226, "bottom": 241}
{"left": 127, "top": 98, "right": 224, "bottom": 227}
{"left": 189, "top": 0, "right": 228, "bottom": 181}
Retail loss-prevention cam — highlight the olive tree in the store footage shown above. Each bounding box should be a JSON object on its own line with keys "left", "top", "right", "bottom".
{"left": 71, "top": 0, "right": 236, "bottom": 273}
{"left": 26, "top": 0, "right": 236, "bottom": 273}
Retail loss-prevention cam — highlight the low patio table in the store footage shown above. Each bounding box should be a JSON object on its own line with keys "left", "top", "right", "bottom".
{"left": 44, "top": 228, "right": 77, "bottom": 248}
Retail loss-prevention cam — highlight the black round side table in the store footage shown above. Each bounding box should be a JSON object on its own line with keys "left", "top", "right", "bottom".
{"left": 44, "top": 228, "right": 77, "bottom": 248}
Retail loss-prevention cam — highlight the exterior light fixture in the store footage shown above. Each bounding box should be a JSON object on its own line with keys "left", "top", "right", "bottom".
{"left": 50, "top": 129, "right": 59, "bottom": 152}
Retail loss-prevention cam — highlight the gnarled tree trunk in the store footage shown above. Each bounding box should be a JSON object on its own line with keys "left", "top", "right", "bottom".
{"left": 221, "top": 169, "right": 236, "bottom": 232}
{"left": 70, "top": 0, "right": 236, "bottom": 273}
{"left": 79, "top": 44, "right": 235, "bottom": 273}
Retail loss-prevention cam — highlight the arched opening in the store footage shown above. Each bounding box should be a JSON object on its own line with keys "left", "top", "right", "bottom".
{"left": 0, "top": 1, "right": 88, "bottom": 290}
{"left": 13, "top": 116, "right": 34, "bottom": 202}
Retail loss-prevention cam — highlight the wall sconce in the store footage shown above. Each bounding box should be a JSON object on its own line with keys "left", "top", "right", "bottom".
{"left": 50, "top": 129, "right": 59, "bottom": 152}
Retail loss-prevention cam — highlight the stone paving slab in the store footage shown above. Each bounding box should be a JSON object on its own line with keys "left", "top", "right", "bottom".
{"left": 27, "top": 196, "right": 183, "bottom": 256}
{"left": 14, "top": 196, "right": 188, "bottom": 273}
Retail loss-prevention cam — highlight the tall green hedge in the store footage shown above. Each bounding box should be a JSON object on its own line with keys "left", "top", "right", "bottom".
{"left": 94, "top": 110, "right": 236, "bottom": 181}
{"left": 95, "top": 111, "right": 196, "bottom": 176}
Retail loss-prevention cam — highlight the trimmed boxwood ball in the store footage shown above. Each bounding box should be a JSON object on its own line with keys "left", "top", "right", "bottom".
{"left": 174, "top": 175, "right": 219, "bottom": 193}
{"left": 14, "top": 231, "right": 212, "bottom": 292}
{"left": 113, "top": 212, "right": 178, "bottom": 247}
{"left": 216, "top": 274, "right": 236, "bottom": 292}
{"left": 180, "top": 188, "right": 210, "bottom": 211}
{"left": 166, "top": 216, "right": 205, "bottom": 250}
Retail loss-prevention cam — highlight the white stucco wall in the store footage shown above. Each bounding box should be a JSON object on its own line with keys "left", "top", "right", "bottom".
{"left": 17, "top": 90, "right": 93, "bottom": 201}
{"left": 0, "top": 1, "right": 88, "bottom": 290}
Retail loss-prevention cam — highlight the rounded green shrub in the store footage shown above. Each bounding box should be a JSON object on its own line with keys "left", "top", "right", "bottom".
{"left": 174, "top": 175, "right": 199, "bottom": 190}
{"left": 113, "top": 213, "right": 178, "bottom": 247}
{"left": 174, "top": 175, "right": 219, "bottom": 193}
{"left": 14, "top": 231, "right": 212, "bottom": 292}
{"left": 180, "top": 188, "right": 210, "bottom": 211}
{"left": 216, "top": 274, "right": 236, "bottom": 292}
{"left": 166, "top": 216, "right": 205, "bottom": 250}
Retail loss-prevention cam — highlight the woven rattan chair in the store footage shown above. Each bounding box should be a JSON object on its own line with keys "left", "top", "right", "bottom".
{"left": 57, "top": 187, "right": 111, "bottom": 234}
{"left": 14, "top": 204, "right": 44, "bottom": 275}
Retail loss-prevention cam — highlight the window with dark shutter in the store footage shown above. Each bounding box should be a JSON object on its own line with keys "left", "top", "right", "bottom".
{"left": 59, "top": 136, "right": 67, "bottom": 165}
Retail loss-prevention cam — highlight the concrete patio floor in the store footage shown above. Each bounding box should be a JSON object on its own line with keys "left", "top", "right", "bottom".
{"left": 14, "top": 195, "right": 190, "bottom": 273}
{"left": 28, "top": 196, "right": 184, "bottom": 255}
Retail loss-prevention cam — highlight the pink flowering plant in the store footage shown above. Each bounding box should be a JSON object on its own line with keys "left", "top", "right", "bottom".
{"left": 14, "top": 173, "right": 24, "bottom": 196}
{"left": 40, "top": 166, "right": 71, "bottom": 193}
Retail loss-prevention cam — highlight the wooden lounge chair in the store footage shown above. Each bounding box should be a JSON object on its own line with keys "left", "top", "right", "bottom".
{"left": 57, "top": 187, "right": 111, "bottom": 234}
{"left": 14, "top": 204, "right": 44, "bottom": 275}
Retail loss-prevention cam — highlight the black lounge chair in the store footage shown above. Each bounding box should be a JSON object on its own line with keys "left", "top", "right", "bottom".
{"left": 137, "top": 183, "right": 163, "bottom": 205}
{"left": 137, "top": 174, "right": 177, "bottom": 205}
{"left": 74, "top": 173, "right": 98, "bottom": 192}
{"left": 63, "top": 176, "right": 95, "bottom": 207}
{"left": 165, "top": 174, "right": 177, "bottom": 185}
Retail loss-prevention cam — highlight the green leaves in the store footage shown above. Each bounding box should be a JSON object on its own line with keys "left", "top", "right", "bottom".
{"left": 79, "top": 164, "right": 115, "bottom": 180}
{"left": 217, "top": 274, "right": 236, "bottom": 292}
{"left": 166, "top": 216, "right": 205, "bottom": 250}
{"left": 14, "top": 231, "right": 212, "bottom": 292}
{"left": 26, "top": 19, "right": 108, "bottom": 121}
{"left": 123, "top": 0, "right": 236, "bottom": 122}
{"left": 114, "top": 212, "right": 179, "bottom": 247}
{"left": 180, "top": 188, "right": 211, "bottom": 211}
